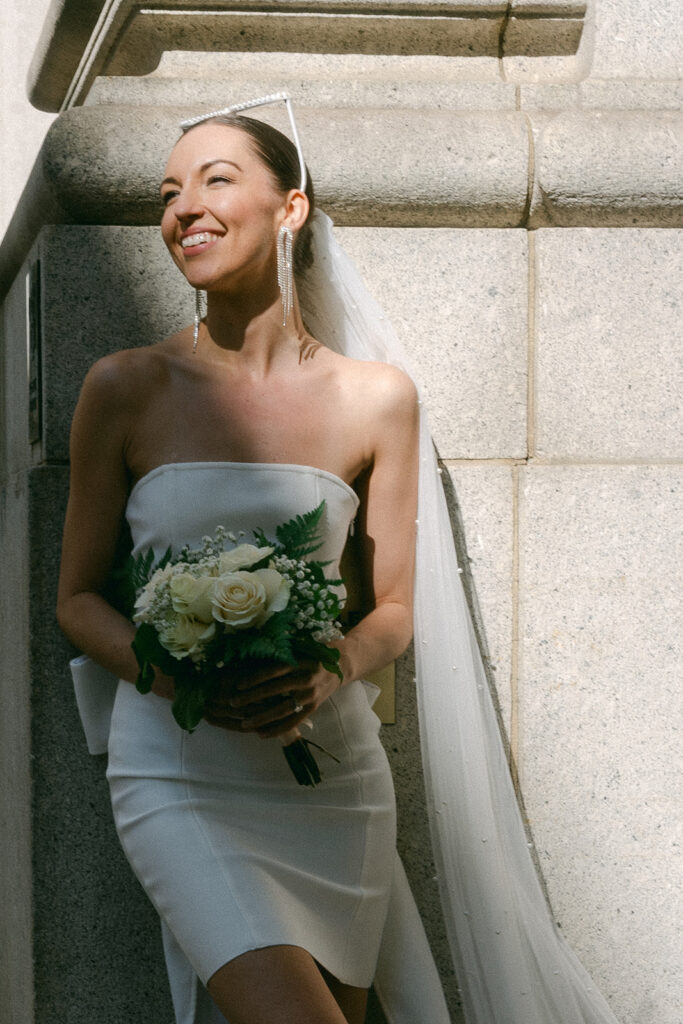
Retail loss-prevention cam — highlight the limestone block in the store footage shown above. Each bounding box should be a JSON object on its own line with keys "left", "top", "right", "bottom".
{"left": 34, "top": 225, "right": 530, "bottom": 463}
{"left": 0, "top": 104, "right": 530, "bottom": 298}
{"left": 29, "top": 0, "right": 587, "bottom": 111}
{"left": 0, "top": 0, "right": 55, "bottom": 241}
{"left": 30, "top": 0, "right": 508, "bottom": 110}
{"left": 1, "top": 251, "right": 33, "bottom": 477}
{"left": 591, "top": 0, "right": 683, "bottom": 80}
{"left": 533, "top": 110, "right": 683, "bottom": 227}
{"left": 336, "top": 228, "right": 529, "bottom": 459}
{"left": 105, "top": 7, "right": 501, "bottom": 80}
{"left": 503, "top": 16, "right": 585, "bottom": 59}
{"left": 510, "top": 0, "right": 586, "bottom": 10}
{"left": 0, "top": 465, "right": 32, "bottom": 1022}
{"left": 520, "top": 79, "right": 683, "bottom": 112}
{"left": 519, "top": 82, "right": 582, "bottom": 110}
{"left": 26, "top": 465, "right": 173, "bottom": 1022}
{"left": 86, "top": 51, "right": 513, "bottom": 110}
{"left": 38, "top": 226, "right": 192, "bottom": 463}
{"left": 517, "top": 464, "right": 683, "bottom": 1024}
{"left": 382, "top": 650, "right": 461, "bottom": 1020}
{"left": 577, "top": 79, "right": 683, "bottom": 111}
{"left": 533, "top": 228, "right": 683, "bottom": 460}
{"left": 443, "top": 463, "right": 515, "bottom": 738}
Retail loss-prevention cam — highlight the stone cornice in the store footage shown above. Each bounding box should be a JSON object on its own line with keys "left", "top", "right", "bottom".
{"left": 29, "top": 0, "right": 587, "bottom": 112}
{"left": 1, "top": 103, "right": 680, "bottom": 300}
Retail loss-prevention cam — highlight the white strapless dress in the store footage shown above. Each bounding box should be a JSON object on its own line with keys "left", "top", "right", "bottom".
{"left": 105, "top": 463, "right": 428, "bottom": 1022}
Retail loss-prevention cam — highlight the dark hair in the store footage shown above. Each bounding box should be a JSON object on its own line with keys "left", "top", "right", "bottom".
{"left": 182, "top": 114, "right": 315, "bottom": 274}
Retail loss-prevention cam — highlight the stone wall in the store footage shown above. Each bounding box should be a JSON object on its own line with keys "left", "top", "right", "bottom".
{"left": 1, "top": 2, "right": 681, "bottom": 1023}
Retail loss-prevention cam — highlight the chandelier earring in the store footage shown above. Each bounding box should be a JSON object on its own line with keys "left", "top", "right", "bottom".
{"left": 192, "top": 288, "right": 204, "bottom": 353}
{"left": 277, "top": 225, "right": 294, "bottom": 326}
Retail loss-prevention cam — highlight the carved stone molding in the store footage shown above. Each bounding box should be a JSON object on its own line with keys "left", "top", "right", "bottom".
{"left": 29, "top": 0, "right": 588, "bottom": 112}
{"left": 2, "top": 101, "right": 681, "bottom": 301}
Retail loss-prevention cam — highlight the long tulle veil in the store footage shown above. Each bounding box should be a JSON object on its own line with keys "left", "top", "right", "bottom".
{"left": 298, "top": 211, "right": 621, "bottom": 1024}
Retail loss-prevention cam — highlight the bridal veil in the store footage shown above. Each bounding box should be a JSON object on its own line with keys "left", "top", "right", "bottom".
{"left": 298, "top": 211, "right": 621, "bottom": 1024}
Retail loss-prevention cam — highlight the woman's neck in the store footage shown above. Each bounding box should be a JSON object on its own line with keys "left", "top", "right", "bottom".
{"left": 201, "top": 289, "right": 307, "bottom": 375}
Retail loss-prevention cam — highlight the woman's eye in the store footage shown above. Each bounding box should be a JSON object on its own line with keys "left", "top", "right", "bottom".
{"left": 161, "top": 190, "right": 178, "bottom": 207}
{"left": 208, "top": 175, "right": 233, "bottom": 185}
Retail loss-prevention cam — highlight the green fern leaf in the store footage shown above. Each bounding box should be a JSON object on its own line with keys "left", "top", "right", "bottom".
{"left": 275, "top": 501, "right": 326, "bottom": 558}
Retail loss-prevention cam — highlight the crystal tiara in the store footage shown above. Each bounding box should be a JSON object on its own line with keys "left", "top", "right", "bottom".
{"left": 179, "top": 92, "right": 307, "bottom": 193}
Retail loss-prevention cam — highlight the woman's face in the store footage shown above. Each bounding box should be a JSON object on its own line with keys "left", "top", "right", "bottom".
{"left": 160, "top": 123, "right": 287, "bottom": 292}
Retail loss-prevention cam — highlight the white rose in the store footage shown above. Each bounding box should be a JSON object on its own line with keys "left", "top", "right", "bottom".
{"left": 159, "top": 615, "right": 216, "bottom": 661}
{"left": 133, "top": 564, "right": 174, "bottom": 622}
{"left": 169, "top": 573, "right": 215, "bottom": 623}
{"left": 211, "top": 569, "right": 290, "bottom": 630}
{"left": 218, "top": 543, "right": 273, "bottom": 574}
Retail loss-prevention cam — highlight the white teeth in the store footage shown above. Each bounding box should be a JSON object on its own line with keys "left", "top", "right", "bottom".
{"left": 181, "top": 232, "right": 218, "bottom": 248}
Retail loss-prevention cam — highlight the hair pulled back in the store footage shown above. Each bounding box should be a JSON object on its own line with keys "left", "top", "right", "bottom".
{"left": 182, "top": 114, "right": 315, "bottom": 274}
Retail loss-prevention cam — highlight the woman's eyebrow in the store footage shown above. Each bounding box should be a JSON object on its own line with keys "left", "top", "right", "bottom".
{"left": 160, "top": 159, "right": 243, "bottom": 189}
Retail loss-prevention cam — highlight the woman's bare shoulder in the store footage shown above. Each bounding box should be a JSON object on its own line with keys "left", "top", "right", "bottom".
{"left": 327, "top": 353, "right": 418, "bottom": 415}
{"left": 79, "top": 340, "right": 177, "bottom": 410}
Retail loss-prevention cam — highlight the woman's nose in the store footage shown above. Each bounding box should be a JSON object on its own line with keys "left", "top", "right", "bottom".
{"left": 173, "top": 186, "right": 203, "bottom": 222}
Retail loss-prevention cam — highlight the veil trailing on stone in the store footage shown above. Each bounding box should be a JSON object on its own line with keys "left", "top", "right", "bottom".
{"left": 298, "top": 211, "right": 621, "bottom": 1024}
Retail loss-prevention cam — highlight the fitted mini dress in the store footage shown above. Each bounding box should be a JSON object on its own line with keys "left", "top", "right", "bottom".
{"left": 106, "top": 462, "right": 397, "bottom": 1002}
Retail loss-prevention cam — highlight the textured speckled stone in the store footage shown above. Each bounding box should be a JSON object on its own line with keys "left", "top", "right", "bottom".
{"left": 38, "top": 225, "right": 194, "bottom": 462}
{"left": 0, "top": 256, "right": 34, "bottom": 1020}
{"left": 29, "top": 0, "right": 586, "bottom": 112}
{"left": 521, "top": 79, "right": 683, "bottom": 112}
{"left": 517, "top": 464, "right": 683, "bottom": 1024}
{"left": 443, "top": 463, "right": 515, "bottom": 739}
{"left": 0, "top": 0, "right": 55, "bottom": 243}
{"left": 503, "top": 15, "right": 585, "bottom": 58}
{"left": 0, "top": 104, "right": 531, "bottom": 300}
{"left": 533, "top": 229, "right": 683, "bottom": 460}
{"left": 86, "top": 51, "right": 514, "bottom": 110}
{"left": 336, "top": 227, "right": 529, "bottom": 459}
{"left": 534, "top": 111, "right": 683, "bottom": 227}
{"left": 28, "top": 466, "right": 173, "bottom": 1022}
{"left": 591, "top": 0, "right": 683, "bottom": 80}
{"left": 381, "top": 650, "right": 462, "bottom": 1022}
{"left": 36, "top": 225, "right": 530, "bottom": 464}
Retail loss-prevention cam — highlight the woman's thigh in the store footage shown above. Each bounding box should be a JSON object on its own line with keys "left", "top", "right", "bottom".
{"left": 206, "top": 944, "right": 368, "bottom": 1024}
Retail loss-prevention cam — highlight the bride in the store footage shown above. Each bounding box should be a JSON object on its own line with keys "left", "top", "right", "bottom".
{"left": 58, "top": 95, "right": 622, "bottom": 1024}
{"left": 57, "top": 103, "right": 428, "bottom": 1024}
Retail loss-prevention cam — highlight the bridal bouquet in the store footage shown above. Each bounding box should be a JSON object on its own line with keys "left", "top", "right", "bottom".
{"left": 126, "top": 502, "right": 344, "bottom": 785}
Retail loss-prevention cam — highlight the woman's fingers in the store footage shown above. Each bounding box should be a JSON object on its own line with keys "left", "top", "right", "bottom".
{"left": 230, "top": 664, "right": 317, "bottom": 709}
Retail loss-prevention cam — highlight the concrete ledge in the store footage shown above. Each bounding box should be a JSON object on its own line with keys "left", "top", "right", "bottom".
{"left": 3, "top": 103, "right": 682, "bottom": 302}
{"left": 0, "top": 104, "right": 530, "bottom": 299}
{"left": 29, "top": 0, "right": 587, "bottom": 112}
{"left": 533, "top": 110, "right": 683, "bottom": 227}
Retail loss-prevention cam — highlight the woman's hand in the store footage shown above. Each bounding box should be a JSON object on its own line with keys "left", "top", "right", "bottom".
{"left": 151, "top": 670, "right": 176, "bottom": 702}
{"left": 204, "top": 660, "right": 342, "bottom": 738}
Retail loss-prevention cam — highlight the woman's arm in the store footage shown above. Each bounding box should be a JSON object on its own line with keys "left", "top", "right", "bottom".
{"left": 225, "top": 364, "right": 419, "bottom": 737}
{"left": 334, "top": 364, "right": 419, "bottom": 684}
{"left": 56, "top": 352, "right": 169, "bottom": 691}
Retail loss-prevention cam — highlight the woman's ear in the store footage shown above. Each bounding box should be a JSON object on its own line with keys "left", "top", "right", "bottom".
{"left": 282, "top": 189, "right": 310, "bottom": 234}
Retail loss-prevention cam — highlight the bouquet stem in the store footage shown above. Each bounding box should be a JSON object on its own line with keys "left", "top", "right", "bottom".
{"left": 281, "top": 728, "right": 340, "bottom": 786}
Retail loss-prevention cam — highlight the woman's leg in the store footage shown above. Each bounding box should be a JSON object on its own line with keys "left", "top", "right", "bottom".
{"left": 318, "top": 962, "right": 369, "bottom": 1024}
{"left": 206, "top": 944, "right": 368, "bottom": 1024}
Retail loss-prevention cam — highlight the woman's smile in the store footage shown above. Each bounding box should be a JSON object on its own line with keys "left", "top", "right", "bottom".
{"left": 180, "top": 230, "right": 223, "bottom": 256}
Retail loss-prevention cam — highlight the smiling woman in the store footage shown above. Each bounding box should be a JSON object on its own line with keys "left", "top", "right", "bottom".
{"left": 56, "top": 99, "right": 429, "bottom": 1024}
{"left": 58, "top": 94, "right": 623, "bottom": 1024}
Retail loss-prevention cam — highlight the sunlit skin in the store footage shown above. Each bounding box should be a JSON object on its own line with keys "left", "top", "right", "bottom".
{"left": 56, "top": 122, "right": 419, "bottom": 1024}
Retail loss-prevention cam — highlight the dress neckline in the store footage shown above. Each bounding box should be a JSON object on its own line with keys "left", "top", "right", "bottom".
{"left": 129, "top": 461, "right": 359, "bottom": 506}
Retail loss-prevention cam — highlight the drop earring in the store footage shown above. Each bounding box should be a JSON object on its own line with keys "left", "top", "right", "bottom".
{"left": 277, "top": 225, "right": 294, "bottom": 326}
{"left": 193, "top": 288, "right": 203, "bottom": 353}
